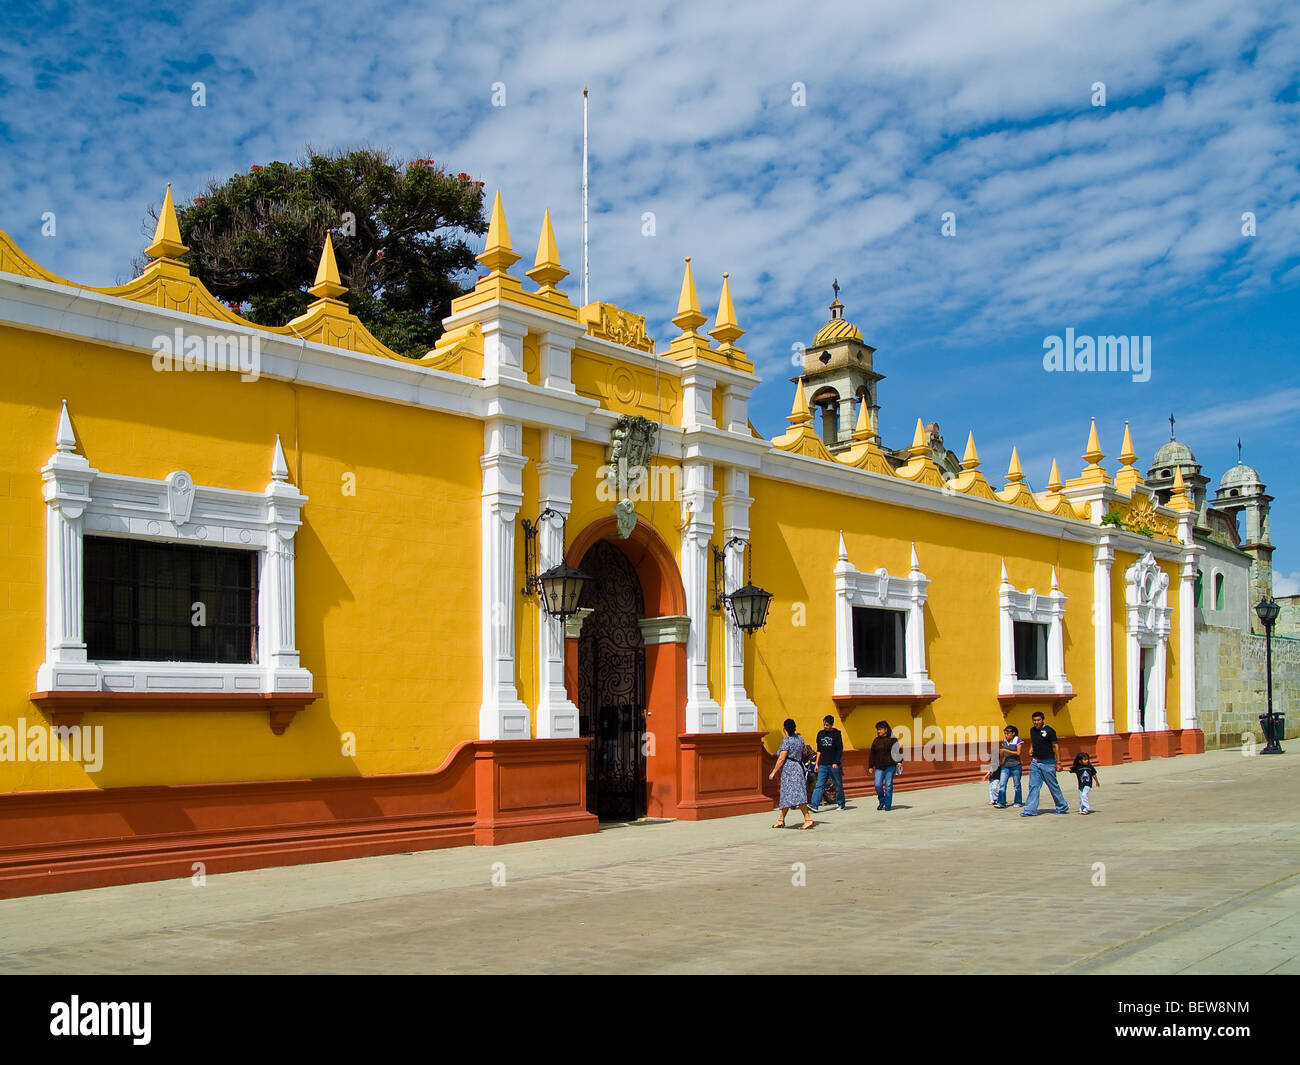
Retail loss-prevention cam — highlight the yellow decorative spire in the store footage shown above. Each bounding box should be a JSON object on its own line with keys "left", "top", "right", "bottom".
{"left": 526, "top": 209, "right": 568, "bottom": 292}
{"left": 787, "top": 378, "right": 813, "bottom": 426}
{"left": 907, "top": 418, "right": 929, "bottom": 459}
{"left": 1114, "top": 420, "right": 1144, "bottom": 494}
{"left": 145, "top": 183, "right": 188, "bottom": 260}
{"left": 1118, "top": 421, "right": 1137, "bottom": 467}
{"left": 1005, "top": 447, "right": 1025, "bottom": 486}
{"left": 1047, "top": 459, "right": 1063, "bottom": 493}
{"left": 672, "top": 257, "right": 707, "bottom": 334}
{"left": 1083, "top": 417, "right": 1104, "bottom": 467}
{"left": 852, "top": 399, "right": 875, "bottom": 442}
{"left": 477, "top": 191, "right": 520, "bottom": 274}
{"left": 1069, "top": 416, "right": 1111, "bottom": 487}
{"left": 709, "top": 273, "right": 744, "bottom": 347}
{"left": 961, "top": 431, "right": 980, "bottom": 471}
{"left": 1168, "top": 465, "right": 1196, "bottom": 511}
{"left": 308, "top": 233, "right": 347, "bottom": 300}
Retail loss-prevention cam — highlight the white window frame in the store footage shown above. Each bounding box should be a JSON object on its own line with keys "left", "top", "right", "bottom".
{"left": 35, "top": 403, "right": 311, "bottom": 696}
{"left": 834, "top": 539, "right": 934, "bottom": 697}
{"left": 1124, "top": 551, "right": 1171, "bottom": 732}
{"left": 998, "top": 563, "right": 1071, "bottom": 697}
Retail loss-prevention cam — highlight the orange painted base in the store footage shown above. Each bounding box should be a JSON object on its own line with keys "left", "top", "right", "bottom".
{"left": 1129, "top": 732, "right": 1151, "bottom": 762}
{"left": 1093, "top": 734, "right": 1127, "bottom": 765}
{"left": 473, "top": 739, "right": 598, "bottom": 845}
{"left": 1179, "top": 729, "right": 1206, "bottom": 755}
{"left": 677, "top": 733, "right": 771, "bottom": 820}
{"left": 1146, "top": 731, "right": 1180, "bottom": 758}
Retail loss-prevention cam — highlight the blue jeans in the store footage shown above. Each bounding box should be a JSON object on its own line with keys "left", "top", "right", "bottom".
{"left": 810, "top": 764, "right": 847, "bottom": 809}
{"left": 874, "top": 765, "right": 897, "bottom": 809}
{"left": 997, "top": 762, "right": 1023, "bottom": 806}
{"left": 1025, "top": 758, "right": 1068, "bottom": 814}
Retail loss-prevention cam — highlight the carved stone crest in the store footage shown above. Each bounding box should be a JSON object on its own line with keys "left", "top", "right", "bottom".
{"left": 166, "top": 470, "right": 195, "bottom": 526}
{"left": 607, "top": 415, "right": 659, "bottom": 538}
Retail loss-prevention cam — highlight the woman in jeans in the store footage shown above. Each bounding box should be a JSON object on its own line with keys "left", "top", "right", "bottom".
{"left": 995, "top": 724, "right": 1024, "bottom": 808}
{"left": 868, "top": 720, "right": 902, "bottom": 811}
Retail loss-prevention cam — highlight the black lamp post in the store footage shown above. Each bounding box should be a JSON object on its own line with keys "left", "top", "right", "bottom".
{"left": 1255, "top": 596, "right": 1283, "bottom": 755}
{"left": 711, "top": 538, "right": 774, "bottom": 636}
{"left": 522, "top": 509, "right": 591, "bottom": 623}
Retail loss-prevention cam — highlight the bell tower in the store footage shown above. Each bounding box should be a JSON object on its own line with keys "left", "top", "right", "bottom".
{"left": 793, "top": 282, "right": 883, "bottom": 453}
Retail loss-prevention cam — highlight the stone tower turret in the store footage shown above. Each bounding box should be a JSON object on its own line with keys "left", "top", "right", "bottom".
{"left": 1212, "top": 456, "right": 1274, "bottom": 624}
{"left": 792, "top": 282, "right": 883, "bottom": 454}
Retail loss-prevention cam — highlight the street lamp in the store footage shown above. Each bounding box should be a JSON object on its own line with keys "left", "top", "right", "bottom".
{"left": 711, "top": 538, "right": 774, "bottom": 635}
{"left": 522, "top": 509, "right": 591, "bottom": 623}
{"left": 1255, "top": 596, "right": 1283, "bottom": 755}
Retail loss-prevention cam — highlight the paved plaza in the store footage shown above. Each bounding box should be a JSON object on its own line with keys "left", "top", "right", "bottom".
{"left": 0, "top": 748, "right": 1295, "bottom": 974}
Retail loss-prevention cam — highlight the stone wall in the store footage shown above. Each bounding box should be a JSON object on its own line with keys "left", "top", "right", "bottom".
{"left": 1197, "top": 623, "right": 1300, "bottom": 749}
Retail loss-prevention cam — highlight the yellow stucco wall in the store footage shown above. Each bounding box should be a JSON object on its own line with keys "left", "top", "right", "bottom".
{"left": 746, "top": 473, "right": 1101, "bottom": 753}
{"left": 0, "top": 325, "right": 482, "bottom": 792}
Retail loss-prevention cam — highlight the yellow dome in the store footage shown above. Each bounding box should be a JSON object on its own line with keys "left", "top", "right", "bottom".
{"left": 813, "top": 317, "right": 862, "bottom": 345}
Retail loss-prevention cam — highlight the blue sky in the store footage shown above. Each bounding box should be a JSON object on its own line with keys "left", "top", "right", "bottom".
{"left": 2, "top": 0, "right": 1298, "bottom": 586}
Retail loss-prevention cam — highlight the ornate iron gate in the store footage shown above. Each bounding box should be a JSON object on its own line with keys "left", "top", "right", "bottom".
{"left": 576, "top": 541, "right": 646, "bottom": 821}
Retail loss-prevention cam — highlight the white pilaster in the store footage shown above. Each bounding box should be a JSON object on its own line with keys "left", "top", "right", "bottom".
{"left": 37, "top": 401, "right": 100, "bottom": 690}
{"left": 262, "top": 436, "right": 311, "bottom": 690}
{"left": 681, "top": 459, "right": 721, "bottom": 732}
{"left": 1093, "top": 537, "right": 1115, "bottom": 736}
{"left": 720, "top": 467, "right": 757, "bottom": 732}
{"left": 1178, "top": 518, "right": 1199, "bottom": 731}
{"left": 681, "top": 369, "right": 716, "bottom": 431}
{"left": 481, "top": 319, "right": 528, "bottom": 384}
{"left": 480, "top": 417, "right": 531, "bottom": 739}
{"left": 535, "top": 429, "right": 580, "bottom": 738}
{"left": 538, "top": 331, "right": 576, "bottom": 393}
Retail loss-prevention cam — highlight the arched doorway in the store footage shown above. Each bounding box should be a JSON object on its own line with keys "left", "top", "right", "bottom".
{"left": 576, "top": 540, "right": 647, "bottom": 820}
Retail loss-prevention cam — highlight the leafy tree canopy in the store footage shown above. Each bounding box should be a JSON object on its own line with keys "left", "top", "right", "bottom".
{"left": 139, "top": 148, "right": 488, "bottom": 358}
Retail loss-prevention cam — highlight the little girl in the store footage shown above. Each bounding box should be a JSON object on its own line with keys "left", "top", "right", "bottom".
{"left": 1068, "top": 752, "right": 1100, "bottom": 814}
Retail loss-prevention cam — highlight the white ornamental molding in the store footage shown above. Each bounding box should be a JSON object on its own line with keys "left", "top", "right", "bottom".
{"left": 997, "top": 561, "right": 1072, "bottom": 697}
{"left": 834, "top": 536, "right": 935, "bottom": 698}
{"left": 36, "top": 407, "right": 311, "bottom": 697}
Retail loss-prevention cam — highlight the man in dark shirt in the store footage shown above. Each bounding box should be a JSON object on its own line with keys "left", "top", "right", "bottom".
{"left": 809, "top": 714, "right": 849, "bottom": 812}
{"left": 1021, "top": 711, "right": 1069, "bottom": 816}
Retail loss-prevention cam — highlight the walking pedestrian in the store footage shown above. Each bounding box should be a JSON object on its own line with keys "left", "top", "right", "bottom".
{"left": 1021, "top": 711, "right": 1068, "bottom": 816}
{"left": 809, "top": 714, "right": 849, "bottom": 812}
{"left": 868, "top": 720, "right": 902, "bottom": 811}
{"left": 995, "top": 725, "right": 1024, "bottom": 808}
{"left": 769, "top": 718, "right": 814, "bottom": 829}
{"left": 1068, "top": 752, "right": 1100, "bottom": 815}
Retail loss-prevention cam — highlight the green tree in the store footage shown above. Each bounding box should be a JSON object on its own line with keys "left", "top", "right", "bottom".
{"left": 139, "top": 148, "right": 488, "bottom": 358}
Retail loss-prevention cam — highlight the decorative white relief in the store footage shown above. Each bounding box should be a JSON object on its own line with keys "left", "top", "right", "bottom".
{"left": 1124, "top": 551, "right": 1172, "bottom": 732}
{"left": 36, "top": 410, "right": 311, "bottom": 696}
{"left": 681, "top": 460, "right": 721, "bottom": 732}
{"left": 720, "top": 466, "right": 758, "bottom": 732}
{"left": 998, "top": 561, "right": 1071, "bottom": 697}
{"left": 834, "top": 537, "right": 934, "bottom": 698}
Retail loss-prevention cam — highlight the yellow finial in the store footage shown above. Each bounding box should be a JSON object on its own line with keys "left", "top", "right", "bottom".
{"left": 1168, "top": 465, "right": 1196, "bottom": 511}
{"left": 1047, "top": 459, "right": 1063, "bottom": 493}
{"left": 477, "top": 191, "right": 520, "bottom": 274}
{"left": 787, "top": 378, "right": 813, "bottom": 426}
{"left": 709, "top": 273, "right": 744, "bottom": 346}
{"left": 1005, "top": 447, "right": 1025, "bottom": 485}
{"left": 907, "top": 418, "right": 929, "bottom": 459}
{"left": 672, "top": 257, "right": 707, "bottom": 334}
{"left": 851, "top": 398, "right": 876, "bottom": 443}
{"left": 1119, "top": 421, "right": 1137, "bottom": 468}
{"left": 308, "top": 233, "right": 347, "bottom": 300}
{"left": 145, "top": 183, "right": 188, "bottom": 260}
{"left": 961, "top": 431, "right": 980, "bottom": 471}
{"left": 526, "top": 209, "right": 568, "bottom": 292}
{"left": 1083, "top": 416, "right": 1104, "bottom": 467}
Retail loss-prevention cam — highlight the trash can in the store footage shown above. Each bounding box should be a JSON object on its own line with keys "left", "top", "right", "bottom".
{"left": 1259, "top": 713, "right": 1285, "bottom": 745}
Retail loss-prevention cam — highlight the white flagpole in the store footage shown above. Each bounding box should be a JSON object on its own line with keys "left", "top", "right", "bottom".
{"left": 582, "top": 87, "right": 589, "bottom": 307}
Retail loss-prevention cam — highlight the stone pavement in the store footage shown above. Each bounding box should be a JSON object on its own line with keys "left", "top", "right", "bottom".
{"left": 0, "top": 748, "right": 1295, "bottom": 974}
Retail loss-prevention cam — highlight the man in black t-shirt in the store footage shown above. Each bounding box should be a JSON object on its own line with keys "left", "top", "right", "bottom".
{"left": 1021, "top": 711, "right": 1069, "bottom": 816}
{"left": 809, "top": 715, "right": 849, "bottom": 812}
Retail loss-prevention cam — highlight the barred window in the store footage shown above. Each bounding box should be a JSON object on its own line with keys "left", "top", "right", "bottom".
{"left": 1014, "top": 620, "right": 1049, "bottom": 680}
{"left": 84, "top": 537, "right": 258, "bottom": 663}
{"left": 852, "top": 607, "right": 906, "bottom": 678}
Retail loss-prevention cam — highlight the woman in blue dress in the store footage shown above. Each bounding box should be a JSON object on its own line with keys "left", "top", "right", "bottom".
{"left": 768, "top": 718, "right": 814, "bottom": 829}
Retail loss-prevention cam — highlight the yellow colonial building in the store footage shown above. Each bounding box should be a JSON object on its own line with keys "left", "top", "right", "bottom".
{"left": 0, "top": 189, "right": 1202, "bottom": 896}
